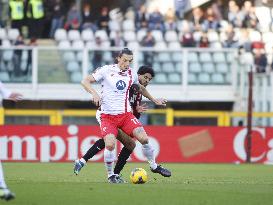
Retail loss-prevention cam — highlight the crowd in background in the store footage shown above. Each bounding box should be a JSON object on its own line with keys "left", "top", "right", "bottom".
{"left": 0, "top": 0, "right": 273, "bottom": 73}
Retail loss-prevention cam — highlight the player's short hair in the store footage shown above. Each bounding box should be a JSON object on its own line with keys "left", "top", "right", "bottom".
{"left": 114, "top": 48, "right": 133, "bottom": 63}
{"left": 118, "top": 48, "right": 133, "bottom": 57}
{"left": 138, "top": 65, "right": 155, "bottom": 77}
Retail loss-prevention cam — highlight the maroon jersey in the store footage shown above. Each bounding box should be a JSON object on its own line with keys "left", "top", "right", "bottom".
{"left": 129, "top": 84, "right": 142, "bottom": 119}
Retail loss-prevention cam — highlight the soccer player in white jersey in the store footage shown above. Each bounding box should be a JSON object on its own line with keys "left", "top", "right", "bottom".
{"left": 74, "top": 65, "right": 171, "bottom": 183}
{"left": 0, "top": 81, "right": 22, "bottom": 201}
{"left": 81, "top": 48, "right": 171, "bottom": 183}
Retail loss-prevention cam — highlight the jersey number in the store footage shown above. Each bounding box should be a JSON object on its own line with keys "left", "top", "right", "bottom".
{"left": 131, "top": 118, "right": 140, "bottom": 125}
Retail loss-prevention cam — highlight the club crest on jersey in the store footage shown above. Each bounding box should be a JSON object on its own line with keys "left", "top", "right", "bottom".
{"left": 116, "top": 80, "right": 126, "bottom": 90}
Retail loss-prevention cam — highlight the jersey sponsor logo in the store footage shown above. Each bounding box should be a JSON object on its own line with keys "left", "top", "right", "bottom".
{"left": 116, "top": 80, "right": 126, "bottom": 90}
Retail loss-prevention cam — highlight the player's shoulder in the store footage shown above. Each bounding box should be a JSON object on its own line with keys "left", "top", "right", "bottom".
{"left": 130, "top": 83, "right": 140, "bottom": 94}
{"left": 93, "top": 64, "right": 116, "bottom": 74}
{"left": 102, "top": 64, "right": 116, "bottom": 69}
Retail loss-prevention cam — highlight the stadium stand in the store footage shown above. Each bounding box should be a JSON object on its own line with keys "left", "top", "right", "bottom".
{"left": 0, "top": 0, "right": 273, "bottom": 126}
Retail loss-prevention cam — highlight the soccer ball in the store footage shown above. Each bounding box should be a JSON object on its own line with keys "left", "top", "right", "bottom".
{"left": 130, "top": 168, "right": 148, "bottom": 184}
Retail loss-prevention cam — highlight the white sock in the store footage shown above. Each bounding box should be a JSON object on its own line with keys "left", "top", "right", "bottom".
{"left": 0, "top": 162, "right": 7, "bottom": 189}
{"left": 142, "top": 143, "right": 158, "bottom": 170}
{"left": 79, "top": 158, "right": 86, "bottom": 165}
{"left": 104, "top": 149, "right": 116, "bottom": 178}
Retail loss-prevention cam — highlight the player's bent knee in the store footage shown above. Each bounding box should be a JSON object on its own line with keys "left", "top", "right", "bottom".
{"left": 104, "top": 134, "right": 116, "bottom": 151}
{"left": 132, "top": 127, "right": 149, "bottom": 145}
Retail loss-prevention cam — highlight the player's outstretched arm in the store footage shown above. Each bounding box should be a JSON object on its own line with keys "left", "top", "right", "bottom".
{"left": 81, "top": 75, "right": 101, "bottom": 106}
{"left": 136, "top": 102, "right": 149, "bottom": 113}
{"left": 138, "top": 84, "right": 167, "bottom": 106}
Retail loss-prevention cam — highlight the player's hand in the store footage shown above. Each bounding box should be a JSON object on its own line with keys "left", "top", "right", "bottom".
{"left": 92, "top": 93, "right": 101, "bottom": 107}
{"left": 136, "top": 102, "right": 148, "bottom": 113}
{"left": 8, "top": 92, "right": 23, "bottom": 102}
{"left": 153, "top": 98, "right": 167, "bottom": 106}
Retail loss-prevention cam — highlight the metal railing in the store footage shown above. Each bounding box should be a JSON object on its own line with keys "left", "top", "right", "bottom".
{"left": 0, "top": 46, "right": 244, "bottom": 102}
{"left": 1, "top": 108, "right": 273, "bottom": 126}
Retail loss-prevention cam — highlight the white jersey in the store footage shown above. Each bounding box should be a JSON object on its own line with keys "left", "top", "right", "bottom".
{"left": 92, "top": 64, "right": 139, "bottom": 115}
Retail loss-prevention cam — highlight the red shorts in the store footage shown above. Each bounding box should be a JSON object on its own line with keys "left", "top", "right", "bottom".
{"left": 100, "top": 112, "right": 142, "bottom": 137}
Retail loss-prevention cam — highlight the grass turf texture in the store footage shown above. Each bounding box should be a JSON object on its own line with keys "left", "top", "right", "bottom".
{"left": 2, "top": 163, "right": 273, "bottom": 205}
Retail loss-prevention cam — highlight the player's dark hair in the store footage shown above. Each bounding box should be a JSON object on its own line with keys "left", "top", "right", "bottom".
{"left": 137, "top": 65, "right": 155, "bottom": 77}
{"left": 119, "top": 47, "right": 133, "bottom": 56}
{"left": 114, "top": 48, "right": 133, "bottom": 63}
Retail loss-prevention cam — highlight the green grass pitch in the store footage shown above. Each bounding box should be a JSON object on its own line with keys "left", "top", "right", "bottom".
{"left": 2, "top": 162, "right": 273, "bottom": 205}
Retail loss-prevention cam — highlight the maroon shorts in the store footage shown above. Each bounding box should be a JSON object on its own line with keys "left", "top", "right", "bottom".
{"left": 100, "top": 112, "right": 142, "bottom": 137}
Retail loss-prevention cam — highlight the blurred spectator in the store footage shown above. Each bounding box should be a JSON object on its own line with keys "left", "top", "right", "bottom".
{"left": 13, "top": 35, "right": 25, "bottom": 77}
{"left": 92, "top": 37, "right": 103, "bottom": 69}
{"left": 240, "top": 1, "right": 259, "bottom": 29}
{"left": 81, "top": 3, "right": 97, "bottom": 32}
{"left": 9, "top": 0, "right": 25, "bottom": 33}
{"left": 141, "top": 30, "right": 155, "bottom": 47}
{"left": 0, "top": 0, "right": 5, "bottom": 26}
{"left": 202, "top": 6, "right": 220, "bottom": 31}
{"left": 110, "top": 31, "right": 125, "bottom": 57}
{"left": 222, "top": 24, "right": 238, "bottom": 48}
{"left": 0, "top": 0, "right": 8, "bottom": 27}
{"left": 131, "top": 0, "right": 146, "bottom": 11}
{"left": 135, "top": 5, "right": 149, "bottom": 30}
{"left": 64, "top": 3, "right": 81, "bottom": 30}
{"left": 254, "top": 48, "right": 267, "bottom": 73}
{"left": 191, "top": 7, "right": 205, "bottom": 32}
{"left": 211, "top": 0, "right": 225, "bottom": 21}
{"left": 164, "top": 8, "right": 177, "bottom": 31}
{"left": 180, "top": 27, "right": 195, "bottom": 47}
{"left": 24, "top": 37, "right": 37, "bottom": 75}
{"left": 42, "top": 0, "right": 55, "bottom": 38}
{"left": 174, "top": 0, "right": 187, "bottom": 19}
{"left": 239, "top": 29, "right": 252, "bottom": 52}
{"left": 199, "top": 32, "right": 209, "bottom": 48}
{"left": 49, "top": 0, "right": 65, "bottom": 38}
{"left": 140, "top": 30, "right": 155, "bottom": 65}
{"left": 27, "top": 0, "right": 45, "bottom": 38}
{"left": 98, "top": 7, "right": 110, "bottom": 34}
{"left": 251, "top": 41, "right": 264, "bottom": 50}
{"left": 255, "top": 0, "right": 272, "bottom": 32}
{"left": 110, "top": 31, "right": 125, "bottom": 47}
{"left": 148, "top": 8, "right": 165, "bottom": 32}
{"left": 228, "top": 1, "right": 242, "bottom": 28}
